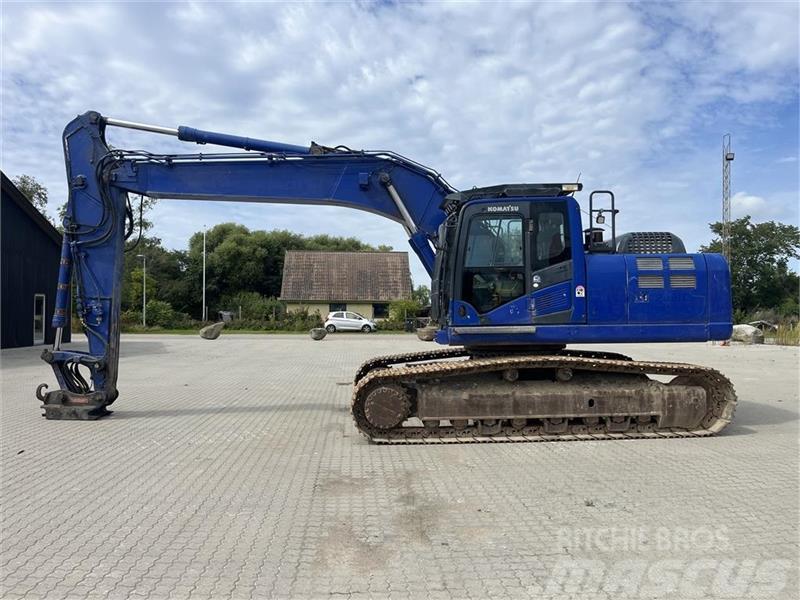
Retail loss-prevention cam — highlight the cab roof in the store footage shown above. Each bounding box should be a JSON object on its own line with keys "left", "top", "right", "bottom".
{"left": 441, "top": 183, "right": 582, "bottom": 214}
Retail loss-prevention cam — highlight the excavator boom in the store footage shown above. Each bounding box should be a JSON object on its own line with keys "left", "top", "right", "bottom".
{"left": 41, "top": 111, "right": 452, "bottom": 417}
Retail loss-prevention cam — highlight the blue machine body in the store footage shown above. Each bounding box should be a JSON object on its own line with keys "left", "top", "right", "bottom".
{"left": 41, "top": 111, "right": 732, "bottom": 413}
{"left": 435, "top": 197, "right": 731, "bottom": 347}
{"left": 442, "top": 252, "right": 732, "bottom": 347}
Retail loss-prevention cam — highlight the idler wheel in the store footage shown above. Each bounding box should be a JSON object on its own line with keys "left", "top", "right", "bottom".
{"left": 364, "top": 384, "right": 410, "bottom": 430}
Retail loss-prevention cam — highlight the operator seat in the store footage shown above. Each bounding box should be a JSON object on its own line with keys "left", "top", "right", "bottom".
{"left": 537, "top": 214, "right": 566, "bottom": 266}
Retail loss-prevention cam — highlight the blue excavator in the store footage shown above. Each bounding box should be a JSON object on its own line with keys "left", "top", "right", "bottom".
{"left": 37, "top": 111, "right": 736, "bottom": 442}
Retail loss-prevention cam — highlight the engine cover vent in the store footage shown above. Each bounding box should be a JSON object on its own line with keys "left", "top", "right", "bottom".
{"left": 668, "top": 257, "right": 695, "bottom": 270}
{"left": 670, "top": 275, "right": 697, "bottom": 289}
{"left": 638, "top": 275, "right": 664, "bottom": 289}
{"left": 636, "top": 257, "right": 663, "bottom": 270}
{"left": 533, "top": 287, "right": 570, "bottom": 314}
{"left": 617, "top": 232, "right": 686, "bottom": 254}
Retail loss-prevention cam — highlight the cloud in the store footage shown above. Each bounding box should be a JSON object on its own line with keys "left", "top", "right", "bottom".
{"left": 731, "top": 191, "right": 768, "bottom": 219}
{"left": 730, "top": 191, "right": 797, "bottom": 223}
{"left": 777, "top": 156, "right": 797, "bottom": 163}
{"left": 1, "top": 1, "right": 798, "bottom": 282}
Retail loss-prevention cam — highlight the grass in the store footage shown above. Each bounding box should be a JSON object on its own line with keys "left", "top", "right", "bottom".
{"left": 765, "top": 326, "right": 800, "bottom": 347}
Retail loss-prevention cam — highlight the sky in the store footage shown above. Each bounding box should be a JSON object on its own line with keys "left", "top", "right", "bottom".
{"left": 2, "top": 1, "right": 798, "bottom": 285}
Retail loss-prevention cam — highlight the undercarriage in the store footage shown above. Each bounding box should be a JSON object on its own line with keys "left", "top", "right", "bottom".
{"left": 351, "top": 348, "right": 736, "bottom": 443}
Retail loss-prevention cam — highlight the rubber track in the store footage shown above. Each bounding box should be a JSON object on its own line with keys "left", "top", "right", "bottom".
{"left": 350, "top": 354, "right": 736, "bottom": 444}
{"left": 354, "top": 347, "right": 470, "bottom": 384}
{"left": 353, "top": 347, "right": 633, "bottom": 384}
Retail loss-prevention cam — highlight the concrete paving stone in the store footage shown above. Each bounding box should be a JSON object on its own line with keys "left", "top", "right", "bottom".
{"left": 2, "top": 335, "right": 798, "bottom": 599}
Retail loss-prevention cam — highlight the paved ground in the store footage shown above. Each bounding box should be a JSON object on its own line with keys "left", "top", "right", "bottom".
{"left": 1, "top": 334, "right": 798, "bottom": 599}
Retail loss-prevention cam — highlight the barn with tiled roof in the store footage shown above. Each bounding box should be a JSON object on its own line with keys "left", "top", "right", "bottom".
{"left": 279, "top": 250, "right": 412, "bottom": 320}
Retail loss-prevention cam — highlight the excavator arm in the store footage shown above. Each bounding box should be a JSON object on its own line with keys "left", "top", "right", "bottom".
{"left": 39, "top": 111, "right": 454, "bottom": 419}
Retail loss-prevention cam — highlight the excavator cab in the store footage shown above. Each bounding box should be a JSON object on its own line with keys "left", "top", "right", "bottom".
{"left": 431, "top": 185, "right": 586, "bottom": 338}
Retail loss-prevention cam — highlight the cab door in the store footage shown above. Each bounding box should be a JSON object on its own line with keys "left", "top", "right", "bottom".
{"left": 452, "top": 206, "right": 530, "bottom": 325}
{"left": 527, "top": 202, "right": 575, "bottom": 324}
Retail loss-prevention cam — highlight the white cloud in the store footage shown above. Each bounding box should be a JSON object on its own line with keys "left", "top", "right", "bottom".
{"left": 731, "top": 191, "right": 768, "bottom": 219}
{"left": 1, "top": 1, "right": 798, "bottom": 283}
{"left": 730, "top": 191, "right": 797, "bottom": 223}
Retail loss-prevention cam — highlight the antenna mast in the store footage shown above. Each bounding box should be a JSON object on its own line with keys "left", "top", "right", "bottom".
{"left": 722, "top": 134, "right": 734, "bottom": 264}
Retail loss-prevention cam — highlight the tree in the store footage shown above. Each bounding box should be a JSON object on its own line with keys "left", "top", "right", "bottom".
{"left": 412, "top": 285, "right": 431, "bottom": 307}
{"left": 125, "top": 194, "right": 159, "bottom": 238}
{"left": 701, "top": 216, "right": 800, "bottom": 317}
{"left": 182, "top": 224, "right": 380, "bottom": 317}
{"left": 119, "top": 236, "right": 189, "bottom": 314}
{"left": 126, "top": 267, "right": 158, "bottom": 310}
{"left": 389, "top": 299, "right": 419, "bottom": 322}
{"left": 116, "top": 221, "right": 400, "bottom": 321}
{"left": 58, "top": 193, "right": 157, "bottom": 234}
{"left": 13, "top": 174, "right": 48, "bottom": 213}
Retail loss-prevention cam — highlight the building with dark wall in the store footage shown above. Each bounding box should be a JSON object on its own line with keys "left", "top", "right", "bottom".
{"left": 1, "top": 172, "right": 71, "bottom": 348}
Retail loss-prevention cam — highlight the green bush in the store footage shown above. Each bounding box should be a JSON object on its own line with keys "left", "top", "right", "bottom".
{"left": 221, "top": 307, "right": 322, "bottom": 331}
{"left": 376, "top": 320, "right": 405, "bottom": 331}
{"left": 281, "top": 307, "right": 323, "bottom": 331}
{"left": 263, "top": 297, "right": 287, "bottom": 321}
{"left": 218, "top": 292, "right": 287, "bottom": 321}
{"left": 121, "top": 309, "right": 143, "bottom": 328}
{"left": 120, "top": 298, "right": 322, "bottom": 332}
{"left": 168, "top": 311, "right": 196, "bottom": 329}
{"left": 120, "top": 302, "right": 196, "bottom": 331}
{"left": 389, "top": 299, "right": 419, "bottom": 322}
{"left": 145, "top": 300, "right": 175, "bottom": 327}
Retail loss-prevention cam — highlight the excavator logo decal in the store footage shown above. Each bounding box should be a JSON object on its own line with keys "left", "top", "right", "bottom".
{"left": 486, "top": 205, "right": 519, "bottom": 213}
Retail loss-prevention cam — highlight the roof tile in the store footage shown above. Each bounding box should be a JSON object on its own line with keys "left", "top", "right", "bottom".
{"left": 280, "top": 251, "right": 412, "bottom": 302}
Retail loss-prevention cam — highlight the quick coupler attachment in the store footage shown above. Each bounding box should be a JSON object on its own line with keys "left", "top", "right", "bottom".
{"left": 35, "top": 384, "right": 112, "bottom": 420}
{"left": 38, "top": 349, "right": 114, "bottom": 420}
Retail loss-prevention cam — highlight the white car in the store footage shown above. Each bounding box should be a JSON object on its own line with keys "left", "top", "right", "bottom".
{"left": 324, "top": 311, "right": 377, "bottom": 333}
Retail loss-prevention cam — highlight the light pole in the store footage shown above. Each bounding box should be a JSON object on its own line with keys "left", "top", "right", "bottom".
{"left": 136, "top": 254, "right": 147, "bottom": 327}
{"left": 202, "top": 227, "right": 207, "bottom": 322}
{"left": 722, "top": 134, "right": 734, "bottom": 265}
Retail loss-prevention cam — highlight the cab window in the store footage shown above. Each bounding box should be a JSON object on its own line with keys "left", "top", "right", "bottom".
{"left": 462, "top": 215, "right": 525, "bottom": 314}
{"left": 533, "top": 210, "right": 570, "bottom": 271}
{"left": 465, "top": 216, "right": 524, "bottom": 268}
{"left": 346, "top": 312, "right": 360, "bottom": 320}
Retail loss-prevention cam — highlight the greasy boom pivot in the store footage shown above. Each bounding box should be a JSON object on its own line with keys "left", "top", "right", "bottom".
{"left": 39, "top": 111, "right": 736, "bottom": 441}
